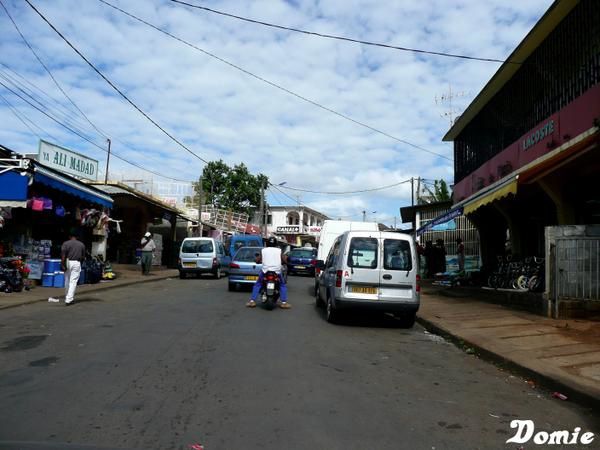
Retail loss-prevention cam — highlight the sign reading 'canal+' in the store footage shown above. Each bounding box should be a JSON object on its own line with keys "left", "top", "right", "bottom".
{"left": 38, "top": 140, "right": 99, "bottom": 181}
{"left": 522, "top": 120, "right": 554, "bottom": 151}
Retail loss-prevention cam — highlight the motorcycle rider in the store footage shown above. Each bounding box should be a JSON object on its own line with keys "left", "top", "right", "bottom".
{"left": 247, "top": 236, "right": 290, "bottom": 309}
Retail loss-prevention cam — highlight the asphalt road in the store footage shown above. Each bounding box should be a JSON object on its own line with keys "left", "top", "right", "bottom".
{"left": 0, "top": 275, "right": 598, "bottom": 450}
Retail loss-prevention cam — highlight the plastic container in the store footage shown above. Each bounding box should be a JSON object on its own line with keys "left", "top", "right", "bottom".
{"left": 44, "top": 259, "right": 62, "bottom": 273}
{"left": 53, "top": 271, "right": 65, "bottom": 288}
{"left": 42, "top": 272, "right": 55, "bottom": 287}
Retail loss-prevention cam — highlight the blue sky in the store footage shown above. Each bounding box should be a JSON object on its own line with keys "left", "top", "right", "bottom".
{"left": 0, "top": 0, "right": 553, "bottom": 226}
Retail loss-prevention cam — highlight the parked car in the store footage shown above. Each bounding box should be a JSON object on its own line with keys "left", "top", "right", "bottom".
{"left": 287, "top": 247, "right": 318, "bottom": 276}
{"left": 228, "top": 246, "right": 263, "bottom": 291}
{"left": 178, "top": 237, "right": 230, "bottom": 279}
{"left": 315, "top": 230, "right": 420, "bottom": 327}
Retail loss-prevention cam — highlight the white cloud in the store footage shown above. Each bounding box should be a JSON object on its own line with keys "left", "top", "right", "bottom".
{"left": 0, "top": 0, "right": 553, "bottom": 224}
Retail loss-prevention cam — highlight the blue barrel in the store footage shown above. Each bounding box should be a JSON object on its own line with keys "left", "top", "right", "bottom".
{"left": 42, "top": 273, "right": 54, "bottom": 287}
{"left": 44, "top": 259, "right": 61, "bottom": 273}
{"left": 53, "top": 271, "right": 65, "bottom": 288}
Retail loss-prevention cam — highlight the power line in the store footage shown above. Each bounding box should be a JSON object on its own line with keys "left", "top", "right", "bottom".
{"left": 0, "top": 0, "right": 107, "bottom": 140}
{"left": 170, "top": 0, "right": 513, "bottom": 64}
{"left": 276, "top": 178, "right": 411, "bottom": 195}
{"left": 0, "top": 64, "right": 191, "bottom": 182}
{"left": 24, "top": 0, "right": 210, "bottom": 166}
{"left": 98, "top": 0, "right": 451, "bottom": 162}
{"left": 0, "top": 92, "right": 42, "bottom": 140}
{"left": 0, "top": 79, "right": 193, "bottom": 182}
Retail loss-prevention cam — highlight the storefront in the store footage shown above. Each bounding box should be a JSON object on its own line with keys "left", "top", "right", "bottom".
{"left": 0, "top": 146, "right": 113, "bottom": 283}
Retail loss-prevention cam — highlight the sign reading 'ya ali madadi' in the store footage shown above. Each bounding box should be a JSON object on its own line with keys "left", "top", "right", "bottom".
{"left": 38, "top": 140, "right": 99, "bottom": 181}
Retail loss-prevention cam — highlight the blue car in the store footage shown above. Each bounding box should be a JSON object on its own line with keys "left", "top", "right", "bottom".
{"left": 286, "top": 247, "right": 318, "bottom": 276}
{"left": 228, "top": 246, "right": 263, "bottom": 291}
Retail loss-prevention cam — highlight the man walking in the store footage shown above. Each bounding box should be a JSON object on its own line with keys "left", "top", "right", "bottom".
{"left": 61, "top": 229, "right": 86, "bottom": 306}
{"left": 140, "top": 231, "right": 156, "bottom": 275}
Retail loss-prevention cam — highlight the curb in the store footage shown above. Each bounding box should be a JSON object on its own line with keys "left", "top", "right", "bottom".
{"left": 0, "top": 272, "right": 178, "bottom": 311}
{"left": 416, "top": 315, "right": 600, "bottom": 412}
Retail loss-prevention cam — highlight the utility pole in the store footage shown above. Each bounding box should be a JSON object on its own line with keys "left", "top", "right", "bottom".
{"left": 362, "top": 210, "right": 366, "bottom": 222}
{"left": 259, "top": 182, "right": 265, "bottom": 237}
{"left": 393, "top": 216, "right": 397, "bottom": 230}
{"left": 411, "top": 177, "right": 415, "bottom": 236}
{"left": 104, "top": 138, "right": 111, "bottom": 184}
{"left": 197, "top": 176, "right": 203, "bottom": 237}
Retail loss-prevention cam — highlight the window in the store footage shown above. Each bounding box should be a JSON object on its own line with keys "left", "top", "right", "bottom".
{"left": 347, "top": 237, "right": 378, "bottom": 269}
{"left": 182, "top": 240, "right": 213, "bottom": 253}
{"left": 384, "top": 239, "right": 412, "bottom": 271}
{"left": 326, "top": 238, "right": 341, "bottom": 268}
{"left": 289, "top": 249, "right": 317, "bottom": 259}
{"left": 233, "top": 248, "right": 260, "bottom": 262}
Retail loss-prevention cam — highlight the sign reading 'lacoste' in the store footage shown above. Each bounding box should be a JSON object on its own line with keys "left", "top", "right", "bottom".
{"left": 38, "top": 140, "right": 99, "bottom": 181}
{"left": 522, "top": 120, "right": 555, "bottom": 151}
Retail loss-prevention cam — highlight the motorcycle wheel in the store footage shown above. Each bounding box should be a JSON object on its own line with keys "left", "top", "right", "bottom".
{"left": 264, "top": 295, "right": 275, "bottom": 311}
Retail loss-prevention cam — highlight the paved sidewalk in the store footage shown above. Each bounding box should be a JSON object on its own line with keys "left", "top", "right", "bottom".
{"left": 0, "top": 264, "right": 179, "bottom": 310}
{"left": 418, "top": 284, "right": 600, "bottom": 407}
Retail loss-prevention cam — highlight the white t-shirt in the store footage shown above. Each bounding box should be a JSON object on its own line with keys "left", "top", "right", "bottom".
{"left": 261, "top": 247, "right": 282, "bottom": 273}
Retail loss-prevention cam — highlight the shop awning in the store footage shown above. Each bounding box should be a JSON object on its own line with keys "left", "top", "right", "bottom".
{"left": 462, "top": 176, "right": 518, "bottom": 215}
{"left": 416, "top": 206, "right": 463, "bottom": 236}
{"left": 34, "top": 166, "right": 113, "bottom": 208}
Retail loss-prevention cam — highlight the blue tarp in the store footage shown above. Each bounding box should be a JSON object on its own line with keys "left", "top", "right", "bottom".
{"left": 0, "top": 171, "right": 29, "bottom": 201}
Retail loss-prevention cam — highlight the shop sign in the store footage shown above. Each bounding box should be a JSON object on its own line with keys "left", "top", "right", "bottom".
{"left": 522, "top": 120, "right": 554, "bottom": 151}
{"left": 309, "top": 226, "right": 322, "bottom": 234}
{"left": 277, "top": 226, "right": 300, "bottom": 233}
{"left": 38, "top": 140, "right": 99, "bottom": 181}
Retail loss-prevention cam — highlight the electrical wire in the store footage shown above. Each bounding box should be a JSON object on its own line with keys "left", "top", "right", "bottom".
{"left": 274, "top": 178, "right": 411, "bottom": 195}
{"left": 0, "top": 79, "right": 193, "bottom": 182}
{"left": 170, "top": 0, "right": 513, "bottom": 64}
{"left": 24, "top": 0, "right": 210, "bottom": 166}
{"left": 0, "top": 0, "right": 107, "bottom": 140}
{"left": 0, "top": 92, "right": 42, "bottom": 140}
{"left": 0, "top": 65, "right": 192, "bottom": 182}
{"left": 98, "top": 0, "right": 451, "bottom": 162}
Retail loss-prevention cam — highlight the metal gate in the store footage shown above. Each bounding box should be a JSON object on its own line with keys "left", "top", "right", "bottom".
{"left": 555, "top": 238, "right": 600, "bottom": 301}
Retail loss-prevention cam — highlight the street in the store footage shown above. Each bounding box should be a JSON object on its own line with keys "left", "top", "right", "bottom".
{"left": 0, "top": 276, "right": 598, "bottom": 450}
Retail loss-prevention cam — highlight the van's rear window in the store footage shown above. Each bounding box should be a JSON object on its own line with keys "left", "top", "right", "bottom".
{"left": 182, "top": 240, "right": 213, "bottom": 253}
{"left": 347, "top": 237, "right": 378, "bottom": 268}
{"left": 234, "top": 248, "right": 260, "bottom": 262}
{"left": 384, "top": 239, "right": 412, "bottom": 271}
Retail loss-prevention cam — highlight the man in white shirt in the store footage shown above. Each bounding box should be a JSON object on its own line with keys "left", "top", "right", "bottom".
{"left": 140, "top": 232, "right": 156, "bottom": 275}
{"left": 247, "top": 237, "right": 290, "bottom": 309}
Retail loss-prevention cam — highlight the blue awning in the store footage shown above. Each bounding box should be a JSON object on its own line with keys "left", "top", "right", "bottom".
{"left": 0, "top": 171, "right": 29, "bottom": 201}
{"left": 417, "top": 206, "right": 463, "bottom": 236}
{"left": 34, "top": 167, "right": 113, "bottom": 208}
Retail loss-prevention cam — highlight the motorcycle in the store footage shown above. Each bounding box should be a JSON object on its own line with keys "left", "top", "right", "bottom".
{"left": 261, "top": 271, "right": 281, "bottom": 310}
{"left": 0, "top": 257, "right": 24, "bottom": 293}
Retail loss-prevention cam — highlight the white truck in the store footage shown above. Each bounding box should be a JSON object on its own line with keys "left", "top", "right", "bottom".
{"left": 314, "top": 220, "right": 379, "bottom": 293}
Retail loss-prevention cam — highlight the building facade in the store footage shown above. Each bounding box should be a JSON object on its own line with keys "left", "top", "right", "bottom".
{"left": 443, "top": 0, "right": 599, "bottom": 314}
{"left": 266, "top": 205, "right": 329, "bottom": 246}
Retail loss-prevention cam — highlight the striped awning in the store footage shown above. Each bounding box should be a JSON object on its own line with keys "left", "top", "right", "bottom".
{"left": 461, "top": 176, "right": 519, "bottom": 215}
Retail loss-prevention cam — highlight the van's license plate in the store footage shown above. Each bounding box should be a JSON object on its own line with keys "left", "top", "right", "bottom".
{"left": 183, "top": 262, "right": 196, "bottom": 268}
{"left": 351, "top": 286, "right": 377, "bottom": 294}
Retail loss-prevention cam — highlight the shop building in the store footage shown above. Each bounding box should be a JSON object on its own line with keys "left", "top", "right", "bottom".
{"left": 265, "top": 206, "right": 328, "bottom": 247}
{"left": 0, "top": 144, "right": 113, "bottom": 282}
{"left": 442, "top": 0, "right": 599, "bottom": 315}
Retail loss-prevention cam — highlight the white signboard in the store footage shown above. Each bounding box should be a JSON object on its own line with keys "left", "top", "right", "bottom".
{"left": 277, "top": 226, "right": 300, "bottom": 233}
{"left": 38, "top": 140, "right": 99, "bottom": 181}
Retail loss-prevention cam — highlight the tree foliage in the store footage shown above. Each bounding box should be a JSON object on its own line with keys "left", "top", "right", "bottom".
{"left": 417, "top": 178, "right": 452, "bottom": 204}
{"left": 185, "top": 160, "right": 268, "bottom": 216}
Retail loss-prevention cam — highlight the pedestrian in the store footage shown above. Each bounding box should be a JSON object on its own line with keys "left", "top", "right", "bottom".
{"left": 61, "top": 229, "right": 86, "bottom": 306}
{"left": 140, "top": 231, "right": 156, "bottom": 275}
{"left": 424, "top": 240, "right": 434, "bottom": 278}
{"left": 456, "top": 238, "right": 465, "bottom": 272}
{"left": 435, "top": 239, "right": 447, "bottom": 274}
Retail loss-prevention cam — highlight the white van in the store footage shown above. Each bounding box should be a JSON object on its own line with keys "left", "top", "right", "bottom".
{"left": 316, "top": 230, "right": 420, "bottom": 327}
{"left": 178, "top": 237, "right": 231, "bottom": 279}
{"left": 315, "top": 220, "right": 379, "bottom": 292}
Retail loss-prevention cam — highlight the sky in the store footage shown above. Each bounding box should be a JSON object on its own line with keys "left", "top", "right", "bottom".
{"left": 0, "top": 0, "right": 554, "bottom": 227}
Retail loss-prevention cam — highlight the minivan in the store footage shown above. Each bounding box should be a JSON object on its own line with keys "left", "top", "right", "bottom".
{"left": 228, "top": 235, "right": 264, "bottom": 260}
{"left": 315, "top": 230, "right": 420, "bottom": 327}
{"left": 178, "top": 237, "right": 231, "bottom": 279}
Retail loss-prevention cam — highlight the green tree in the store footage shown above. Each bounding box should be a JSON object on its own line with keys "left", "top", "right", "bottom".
{"left": 418, "top": 178, "right": 452, "bottom": 204}
{"left": 189, "top": 160, "right": 268, "bottom": 216}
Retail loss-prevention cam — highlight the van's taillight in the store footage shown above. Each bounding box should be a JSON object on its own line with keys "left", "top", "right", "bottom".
{"left": 335, "top": 270, "right": 343, "bottom": 288}
{"left": 212, "top": 258, "right": 218, "bottom": 267}
{"left": 229, "top": 262, "right": 240, "bottom": 269}
{"left": 416, "top": 274, "right": 421, "bottom": 294}
{"left": 315, "top": 268, "right": 321, "bottom": 276}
